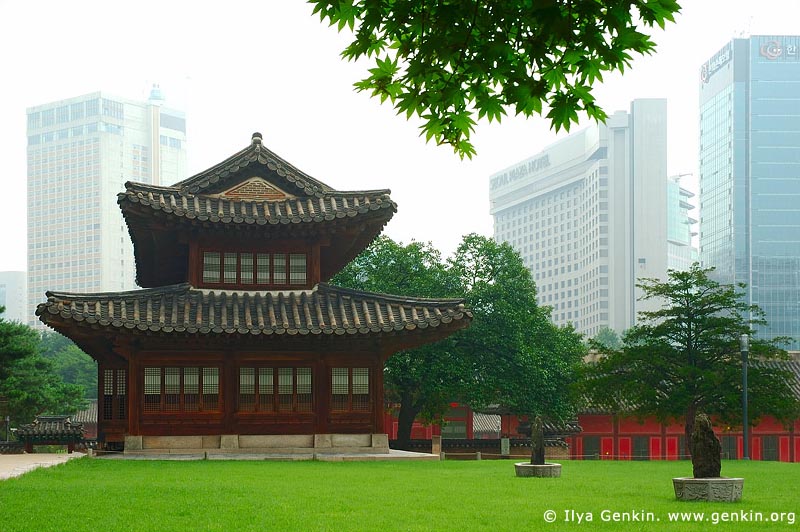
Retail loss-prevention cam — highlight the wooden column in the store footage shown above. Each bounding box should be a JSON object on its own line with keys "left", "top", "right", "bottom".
{"left": 223, "top": 355, "right": 236, "bottom": 433}
{"left": 128, "top": 357, "right": 140, "bottom": 436}
{"left": 373, "top": 358, "right": 384, "bottom": 433}
{"left": 315, "top": 358, "right": 329, "bottom": 433}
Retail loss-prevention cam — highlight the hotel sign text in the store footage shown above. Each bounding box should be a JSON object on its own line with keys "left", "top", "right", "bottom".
{"left": 490, "top": 154, "right": 551, "bottom": 190}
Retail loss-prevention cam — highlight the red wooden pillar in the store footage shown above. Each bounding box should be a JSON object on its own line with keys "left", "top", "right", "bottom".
{"left": 373, "top": 360, "right": 384, "bottom": 433}
{"left": 650, "top": 437, "right": 661, "bottom": 460}
{"left": 666, "top": 437, "right": 678, "bottom": 460}
{"left": 779, "top": 436, "right": 790, "bottom": 462}
{"left": 128, "top": 358, "right": 140, "bottom": 436}
{"left": 618, "top": 437, "right": 632, "bottom": 460}
{"left": 751, "top": 437, "right": 762, "bottom": 460}
{"left": 601, "top": 437, "right": 613, "bottom": 459}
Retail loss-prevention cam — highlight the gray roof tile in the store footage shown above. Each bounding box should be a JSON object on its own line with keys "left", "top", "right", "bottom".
{"left": 119, "top": 183, "right": 395, "bottom": 227}
{"left": 37, "top": 283, "right": 471, "bottom": 337}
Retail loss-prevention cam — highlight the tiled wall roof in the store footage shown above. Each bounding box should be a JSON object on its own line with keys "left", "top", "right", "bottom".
{"left": 14, "top": 416, "right": 84, "bottom": 441}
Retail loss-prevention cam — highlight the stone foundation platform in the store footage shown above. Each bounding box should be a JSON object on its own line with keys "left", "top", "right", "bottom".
{"left": 124, "top": 434, "right": 390, "bottom": 455}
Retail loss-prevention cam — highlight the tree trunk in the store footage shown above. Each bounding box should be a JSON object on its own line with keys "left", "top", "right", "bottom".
{"left": 684, "top": 403, "right": 697, "bottom": 458}
{"left": 394, "top": 392, "right": 420, "bottom": 451}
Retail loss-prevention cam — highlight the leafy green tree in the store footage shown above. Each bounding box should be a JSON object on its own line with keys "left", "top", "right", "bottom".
{"left": 0, "top": 310, "right": 86, "bottom": 427}
{"left": 580, "top": 264, "right": 799, "bottom": 454}
{"left": 0, "top": 306, "right": 38, "bottom": 381}
{"left": 592, "top": 326, "right": 621, "bottom": 350}
{"left": 332, "top": 236, "right": 464, "bottom": 447}
{"left": 0, "top": 355, "right": 86, "bottom": 427}
{"left": 40, "top": 331, "right": 97, "bottom": 399}
{"left": 449, "top": 235, "right": 585, "bottom": 422}
{"left": 333, "top": 234, "right": 585, "bottom": 448}
{"left": 311, "top": 0, "right": 681, "bottom": 158}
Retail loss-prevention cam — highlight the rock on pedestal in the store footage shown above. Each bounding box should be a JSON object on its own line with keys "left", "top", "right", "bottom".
{"left": 514, "top": 462, "right": 562, "bottom": 478}
{"left": 672, "top": 477, "right": 744, "bottom": 502}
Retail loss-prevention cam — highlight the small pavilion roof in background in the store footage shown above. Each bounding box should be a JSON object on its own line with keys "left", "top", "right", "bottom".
{"left": 13, "top": 415, "right": 84, "bottom": 442}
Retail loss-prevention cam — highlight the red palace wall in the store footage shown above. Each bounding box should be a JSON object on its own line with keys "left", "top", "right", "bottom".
{"left": 570, "top": 414, "right": 798, "bottom": 462}
{"left": 384, "top": 408, "right": 800, "bottom": 462}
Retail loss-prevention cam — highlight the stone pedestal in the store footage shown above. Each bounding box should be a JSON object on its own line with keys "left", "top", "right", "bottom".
{"left": 431, "top": 435, "right": 442, "bottom": 456}
{"left": 514, "top": 462, "right": 562, "bottom": 478}
{"left": 672, "top": 477, "right": 744, "bottom": 502}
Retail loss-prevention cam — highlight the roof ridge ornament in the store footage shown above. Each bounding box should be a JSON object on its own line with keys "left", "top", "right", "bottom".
{"left": 252, "top": 132, "right": 263, "bottom": 146}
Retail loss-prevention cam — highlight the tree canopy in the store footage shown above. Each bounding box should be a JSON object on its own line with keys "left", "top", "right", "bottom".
{"left": 592, "top": 326, "right": 621, "bottom": 350}
{"left": 40, "top": 331, "right": 97, "bottom": 400}
{"left": 579, "top": 264, "right": 800, "bottom": 453}
{"left": 332, "top": 234, "right": 585, "bottom": 447}
{"left": 311, "top": 0, "right": 681, "bottom": 158}
{"left": 0, "top": 309, "right": 86, "bottom": 428}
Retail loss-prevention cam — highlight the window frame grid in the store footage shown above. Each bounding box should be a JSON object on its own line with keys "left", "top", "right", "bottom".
{"left": 237, "top": 366, "right": 313, "bottom": 413}
{"left": 142, "top": 366, "right": 222, "bottom": 414}
{"left": 199, "top": 248, "right": 308, "bottom": 289}
{"left": 330, "top": 367, "right": 371, "bottom": 413}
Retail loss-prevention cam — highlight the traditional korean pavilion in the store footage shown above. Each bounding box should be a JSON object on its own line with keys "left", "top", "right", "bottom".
{"left": 37, "top": 133, "right": 471, "bottom": 454}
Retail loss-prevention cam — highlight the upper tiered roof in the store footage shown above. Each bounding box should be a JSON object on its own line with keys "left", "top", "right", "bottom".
{"left": 120, "top": 132, "right": 397, "bottom": 287}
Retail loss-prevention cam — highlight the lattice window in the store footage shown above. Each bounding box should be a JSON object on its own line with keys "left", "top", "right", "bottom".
{"left": 352, "top": 368, "right": 370, "bottom": 412}
{"left": 240, "top": 253, "right": 254, "bottom": 284}
{"left": 258, "top": 368, "right": 274, "bottom": 412}
{"left": 331, "top": 368, "right": 349, "bottom": 412}
{"left": 278, "top": 367, "right": 293, "bottom": 412}
{"left": 203, "top": 368, "right": 219, "bottom": 411}
{"left": 184, "top": 367, "right": 199, "bottom": 412}
{"left": 202, "top": 252, "right": 221, "bottom": 283}
{"left": 223, "top": 253, "right": 237, "bottom": 284}
{"left": 256, "top": 254, "right": 270, "bottom": 284}
{"left": 296, "top": 368, "right": 312, "bottom": 412}
{"left": 239, "top": 366, "right": 311, "bottom": 413}
{"left": 142, "top": 367, "right": 221, "bottom": 413}
{"left": 102, "top": 368, "right": 127, "bottom": 420}
{"left": 200, "top": 250, "right": 307, "bottom": 288}
{"left": 273, "top": 253, "right": 287, "bottom": 284}
{"left": 289, "top": 254, "right": 307, "bottom": 285}
{"left": 116, "top": 370, "right": 127, "bottom": 419}
{"left": 164, "top": 368, "right": 181, "bottom": 412}
{"left": 239, "top": 367, "right": 256, "bottom": 412}
{"left": 144, "top": 367, "right": 161, "bottom": 413}
{"left": 330, "top": 368, "right": 371, "bottom": 413}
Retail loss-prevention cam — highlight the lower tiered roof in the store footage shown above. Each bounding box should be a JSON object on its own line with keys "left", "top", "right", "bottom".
{"left": 37, "top": 283, "right": 471, "bottom": 343}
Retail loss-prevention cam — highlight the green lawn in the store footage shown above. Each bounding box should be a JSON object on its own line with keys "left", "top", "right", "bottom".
{"left": 0, "top": 458, "right": 797, "bottom": 531}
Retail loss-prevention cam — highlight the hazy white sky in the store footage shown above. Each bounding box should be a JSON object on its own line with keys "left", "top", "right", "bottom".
{"left": 1, "top": 0, "right": 799, "bottom": 273}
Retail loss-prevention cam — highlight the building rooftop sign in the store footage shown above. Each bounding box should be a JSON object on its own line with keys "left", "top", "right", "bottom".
{"left": 490, "top": 154, "right": 550, "bottom": 191}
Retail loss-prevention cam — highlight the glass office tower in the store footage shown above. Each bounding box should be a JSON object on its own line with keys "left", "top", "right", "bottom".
{"left": 700, "top": 36, "right": 800, "bottom": 348}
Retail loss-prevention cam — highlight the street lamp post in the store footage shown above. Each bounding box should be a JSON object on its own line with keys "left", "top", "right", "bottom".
{"left": 740, "top": 334, "right": 750, "bottom": 460}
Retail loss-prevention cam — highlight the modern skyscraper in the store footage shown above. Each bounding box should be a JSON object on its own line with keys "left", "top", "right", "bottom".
{"left": 699, "top": 36, "right": 800, "bottom": 349}
{"left": 490, "top": 99, "right": 697, "bottom": 338}
{"left": 667, "top": 174, "right": 700, "bottom": 271}
{"left": 0, "top": 271, "right": 27, "bottom": 324}
{"left": 26, "top": 88, "right": 187, "bottom": 327}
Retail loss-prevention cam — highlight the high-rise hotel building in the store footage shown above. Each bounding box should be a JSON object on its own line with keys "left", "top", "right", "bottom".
{"left": 26, "top": 88, "right": 187, "bottom": 327}
{"left": 700, "top": 36, "right": 800, "bottom": 349}
{"left": 490, "top": 99, "right": 697, "bottom": 338}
